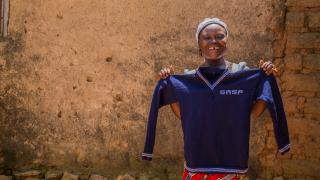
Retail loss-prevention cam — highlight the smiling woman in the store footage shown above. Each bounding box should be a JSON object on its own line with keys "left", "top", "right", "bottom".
{"left": 143, "top": 18, "right": 290, "bottom": 180}
{"left": 158, "top": 18, "right": 278, "bottom": 121}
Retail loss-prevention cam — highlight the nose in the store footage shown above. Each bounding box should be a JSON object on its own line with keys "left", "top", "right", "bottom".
{"left": 208, "top": 38, "right": 217, "bottom": 44}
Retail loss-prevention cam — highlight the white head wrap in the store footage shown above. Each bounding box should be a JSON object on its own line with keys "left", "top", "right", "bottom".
{"left": 195, "top": 18, "right": 229, "bottom": 43}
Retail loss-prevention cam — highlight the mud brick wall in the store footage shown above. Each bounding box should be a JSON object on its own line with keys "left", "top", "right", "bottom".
{"left": 262, "top": 0, "right": 320, "bottom": 179}
{"left": 0, "top": 0, "right": 319, "bottom": 179}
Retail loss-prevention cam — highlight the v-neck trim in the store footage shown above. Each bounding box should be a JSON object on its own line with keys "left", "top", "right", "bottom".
{"left": 196, "top": 68, "right": 229, "bottom": 90}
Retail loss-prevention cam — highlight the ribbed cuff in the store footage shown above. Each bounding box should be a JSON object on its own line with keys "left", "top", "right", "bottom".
{"left": 141, "top": 153, "right": 153, "bottom": 161}
{"left": 279, "top": 144, "right": 290, "bottom": 155}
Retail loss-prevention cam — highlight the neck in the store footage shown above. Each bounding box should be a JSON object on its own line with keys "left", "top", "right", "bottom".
{"left": 201, "top": 57, "right": 226, "bottom": 68}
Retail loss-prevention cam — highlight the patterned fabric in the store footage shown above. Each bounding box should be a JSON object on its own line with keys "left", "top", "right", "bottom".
{"left": 182, "top": 169, "right": 248, "bottom": 180}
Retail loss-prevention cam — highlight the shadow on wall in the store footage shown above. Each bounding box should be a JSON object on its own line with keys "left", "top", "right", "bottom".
{"left": 0, "top": 33, "right": 41, "bottom": 170}
{"left": 0, "top": 92, "right": 39, "bottom": 170}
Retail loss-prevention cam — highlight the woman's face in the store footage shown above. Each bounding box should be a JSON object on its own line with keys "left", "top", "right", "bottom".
{"left": 198, "top": 24, "right": 227, "bottom": 60}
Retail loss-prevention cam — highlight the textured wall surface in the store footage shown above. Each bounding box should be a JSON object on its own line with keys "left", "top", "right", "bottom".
{"left": 271, "top": 0, "right": 320, "bottom": 179}
{"left": 0, "top": 0, "right": 319, "bottom": 179}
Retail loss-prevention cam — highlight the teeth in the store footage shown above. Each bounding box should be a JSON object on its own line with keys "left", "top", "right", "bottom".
{"left": 209, "top": 47, "right": 219, "bottom": 50}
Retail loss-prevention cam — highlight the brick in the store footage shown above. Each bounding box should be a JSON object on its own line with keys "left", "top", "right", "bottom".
{"left": 14, "top": 170, "right": 41, "bottom": 179}
{"left": 303, "top": 54, "right": 320, "bottom": 71}
{"left": 308, "top": 12, "right": 320, "bottom": 28}
{"left": 283, "top": 96, "right": 297, "bottom": 113}
{"left": 288, "top": 117, "right": 320, "bottom": 135}
{"left": 284, "top": 54, "right": 302, "bottom": 70}
{"left": 293, "top": 113, "right": 304, "bottom": 118}
{"left": 266, "top": 136, "right": 277, "bottom": 149}
{"left": 261, "top": 153, "right": 276, "bottom": 167}
{"left": 305, "top": 144, "right": 320, "bottom": 159}
{"left": 304, "top": 98, "right": 320, "bottom": 115}
{"left": 289, "top": 140, "right": 304, "bottom": 155}
{"left": 287, "top": 33, "right": 320, "bottom": 49}
{"left": 273, "top": 176, "right": 285, "bottom": 180}
{"left": 304, "top": 140, "right": 320, "bottom": 153}
{"left": 61, "top": 172, "right": 78, "bottom": 180}
{"left": 45, "top": 170, "right": 63, "bottom": 180}
{"left": 305, "top": 113, "right": 319, "bottom": 120}
{"left": 286, "top": 12, "right": 305, "bottom": 31}
{"left": 273, "top": 40, "right": 286, "bottom": 58}
{"left": 282, "top": 159, "right": 320, "bottom": 177}
{"left": 281, "top": 72, "right": 320, "bottom": 91}
{"left": 286, "top": 0, "right": 320, "bottom": 8}
{"left": 294, "top": 91, "right": 316, "bottom": 97}
{"left": 283, "top": 91, "right": 294, "bottom": 97}
{"left": 116, "top": 175, "right": 135, "bottom": 180}
{"left": 89, "top": 174, "right": 108, "bottom": 180}
{"left": 0, "top": 175, "right": 12, "bottom": 180}
{"left": 297, "top": 97, "right": 306, "bottom": 110}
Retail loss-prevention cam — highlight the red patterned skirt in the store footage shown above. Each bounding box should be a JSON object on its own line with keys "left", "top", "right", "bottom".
{"left": 182, "top": 168, "right": 247, "bottom": 180}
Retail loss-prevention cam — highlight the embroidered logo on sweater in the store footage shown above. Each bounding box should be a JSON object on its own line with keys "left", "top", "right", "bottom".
{"left": 219, "top": 89, "right": 244, "bottom": 95}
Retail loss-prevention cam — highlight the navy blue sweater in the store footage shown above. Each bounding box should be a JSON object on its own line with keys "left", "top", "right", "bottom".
{"left": 142, "top": 67, "right": 290, "bottom": 174}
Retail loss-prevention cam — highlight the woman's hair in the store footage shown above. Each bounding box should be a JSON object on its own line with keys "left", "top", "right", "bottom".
{"left": 195, "top": 18, "right": 229, "bottom": 43}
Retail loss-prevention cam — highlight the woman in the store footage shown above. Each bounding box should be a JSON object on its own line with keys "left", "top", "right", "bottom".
{"left": 159, "top": 18, "right": 276, "bottom": 123}
{"left": 142, "top": 18, "right": 289, "bottom": 180}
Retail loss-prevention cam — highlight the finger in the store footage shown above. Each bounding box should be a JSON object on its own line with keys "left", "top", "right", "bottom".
{"left": 267, "top": 68, "right": 273, "bottom": 75}
{"left": 261, "top": 62, "right": 268, "bottom": 70}
{"left": 160, "top": 70, "right": 166, "bottom": 78}
{"left": 163, "top": 68, "right": 167, "bottom": 75}
{"left": 263, "top": 62, "right": 272, "bottom": 71}
{"left": 265, "top": 60, "right": 272, "bottom": 63}
{"left": 158, "top": 72, "right": 165, "bottom": 80}
{"left": 264, "top": 61, "right": 272, "bottom": 66}
{"left": 259, "top": 59, "right": 264, "bottom": 67}
{"left": 164, "top": 69, "right": 168, "bottom": 77}
{"left": 272, "top": 68, "right": 279, "bottom": 76}
{"left": 165, "top": 68, "right": 170, "bottom": 75}
{"left": 169, "top": 65, "right": 174, "bottom": 73}
{"left": 261, "top": 61, "right": 269, "bottom": 69}
{"left": 160, "top": 69, "right": 164, "bottom": 75}
{"left": 266, "top": 61, "right": 272, "bottom": 67}
{"left": 264, "top": 62, "right": 273, "bottom": 71}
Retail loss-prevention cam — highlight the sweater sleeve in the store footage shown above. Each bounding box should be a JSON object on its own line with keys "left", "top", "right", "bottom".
{"left": 255, "top": 73, "right": 290, "bottom": 155}
{"left": 141, "top": 78, "right": 177, "bottom": 161}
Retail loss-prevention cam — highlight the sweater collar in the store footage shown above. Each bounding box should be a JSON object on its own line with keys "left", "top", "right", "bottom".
{"left": 196, "top": 67, "right": 229, "bottom": 90}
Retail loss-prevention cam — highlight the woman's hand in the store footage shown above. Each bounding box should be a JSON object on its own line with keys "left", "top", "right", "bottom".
{"left": 158, "top": 65, "right": 174, "bottom": 79}
{"left": 259, "top": 59, "right": 279, "bottom": 76}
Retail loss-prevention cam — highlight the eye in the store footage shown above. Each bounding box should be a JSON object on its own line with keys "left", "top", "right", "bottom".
{"left": 215, "top": 34, "right": 225, "bottom": 40}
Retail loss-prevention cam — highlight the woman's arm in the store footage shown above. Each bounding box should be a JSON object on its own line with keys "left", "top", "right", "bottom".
{"left": 250, "top": 59, "right": 278, "bottom": 119}
{"left": 170, "top": 102, "right": 181, "bottom": 119}
{"left": 157, "top": 66, "right": 182, "bottom": 119}
{"left": 250, "top": 100, "right": 267, "bottom": 120}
